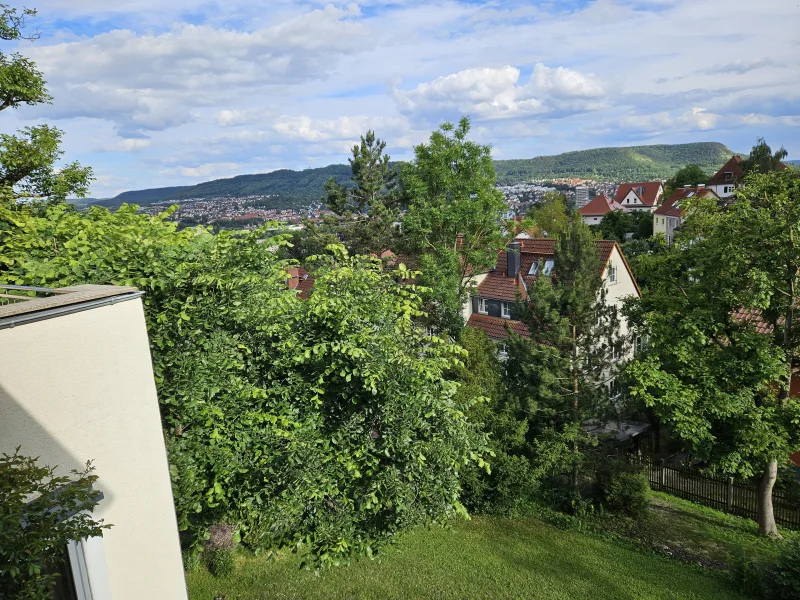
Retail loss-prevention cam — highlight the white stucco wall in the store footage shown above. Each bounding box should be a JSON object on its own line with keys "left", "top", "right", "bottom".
{"left": 601, "top": 246, "right": 641, "bottom": 357}
{"left": 709, "top": 183, "right": 736, "bottom": 198}
{"left": 462, "top": 271, "right": 488, "bottom": 320}
{"left": 0, "top": 297, "right": 188, "bottom": 600}
{"left": 582, "top": 215, "right": 603, "bottom": 225}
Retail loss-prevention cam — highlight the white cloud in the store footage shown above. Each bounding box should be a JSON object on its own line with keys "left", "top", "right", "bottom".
{"left": 394, "top": 63, "right": 605, "bottom": 120}
{"left": 615, "top": 107, "right": 721, "bottom": 135}
{"left": 159, "top": 161, "right": 246, "bottom": 179}
{"left": 102, "top": 138, "right": 152, "bottom": 152}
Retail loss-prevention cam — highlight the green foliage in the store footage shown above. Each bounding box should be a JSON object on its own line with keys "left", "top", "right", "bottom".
{"left": 664, "top": 164, "right": 709, "bottom": 197}
{"left": 456, "top": 328, "right": 536, "bottom": 515}
{"left": 508, "top": 216, "right": 623, "bottom": 484}
{"left": 730, "top": 540, "right": 800, "bottom": 599}
{"left": 206, "top": 548, "right": 237, "bottom": 578}
{"left": 400, "top": 117, "right": 508, "bottom": 336}
{"left": 305, "top": 130, "right": 400, "bottom": 256}
{"left": 0, "top": 449, "right": 108, "bottom": 599}
{"left": 626, "top": 170, "right": 800, "bottom": 479}
{"left": 596, "top": 210, "right": 652, "bottom": 243}
{"left": 494, "top": 142, "right": 734, "bottom": 185}
{"left": 596, "top": 468, "right": 651, "bottom": 518}
{"left": 742, "top": 138, "right": 788, "bottom": 176}
{"left": 0, "top": 203, "right": 486, "bottom": 567}
{"left": 527, "top": 191, "right": 568, "bottom": 237}
{"left": 0, "top": 7, "right": 91, "bottom": 205}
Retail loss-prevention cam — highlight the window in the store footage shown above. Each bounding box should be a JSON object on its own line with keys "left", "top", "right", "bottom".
{"left": 478, "top": 298, "right": 488, "bottom": 314}
{"left": 498, "top": 342, "right": 509, "bottom": 359}
{"left": 610, "top": 378, "right": 621, "bottom": 399}
{"left": 529, "top": 261, "right": 539, "bottom": 276}
{"left": 608, "top": 264, "right": 617, "bottom": 284}
{"left": 501, "top": 302, "right": 511, "bottom": 319}
{"left": 611, "top": 343, "right": 619, "bottom": 362}
{"left": 542, "top": 259, "right": 555, "bottom": 276}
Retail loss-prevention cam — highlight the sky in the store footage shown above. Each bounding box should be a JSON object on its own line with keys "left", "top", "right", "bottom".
{"left": 5, "top": 0, "right": 799, "bottom": 197}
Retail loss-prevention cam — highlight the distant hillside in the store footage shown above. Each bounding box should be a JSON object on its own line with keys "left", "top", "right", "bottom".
{"left": 493, "top": 142, "right": 735, "bottom": 184}
{"left": 87, "top": 142, "right": 739, "bottom": 210}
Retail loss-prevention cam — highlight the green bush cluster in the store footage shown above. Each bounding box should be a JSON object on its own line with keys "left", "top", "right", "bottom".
{"left": 730, "top": 540, "right": 800, "bottom": 599}
{"left": 0, "top": 205, "right": 487, "bottom": 569}
{"left": 595, "top": 466, "right": 652, "bottom": 519}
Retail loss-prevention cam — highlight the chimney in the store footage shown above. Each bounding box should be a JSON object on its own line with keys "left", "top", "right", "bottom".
{"left": 506, "top": 242, "right": 521, "bottom": 278}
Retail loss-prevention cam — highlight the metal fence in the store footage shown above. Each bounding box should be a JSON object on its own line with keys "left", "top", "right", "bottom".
{"left": 642, "top": 457, "right": 800, "bottom": 530}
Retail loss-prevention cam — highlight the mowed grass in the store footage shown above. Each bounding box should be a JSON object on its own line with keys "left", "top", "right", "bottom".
{"left": 186, "top": 515, "right": 746, "bottom": 600}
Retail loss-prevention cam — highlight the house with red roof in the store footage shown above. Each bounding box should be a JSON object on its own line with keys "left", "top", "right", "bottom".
{"left": 653, "top": 185, "right": 719, "bottom": 245}
{"left": 578, "top": 194, "right": 623, "bottom": 225}
{"left": 707, "top": 156, "right": 744, "bottom": 199}
{"left": 287, "top": 267, "right": 314, "bottom": 299}
{"left": 464, "top": 239, "right": 641, "bottom": 357}
{"left": 613, "top": 181, "right": 665, "bottom": 212}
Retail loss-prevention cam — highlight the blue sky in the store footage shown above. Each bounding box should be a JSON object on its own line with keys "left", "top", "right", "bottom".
{"left": 5, "top": 0, "right": 799, "bottom": 197}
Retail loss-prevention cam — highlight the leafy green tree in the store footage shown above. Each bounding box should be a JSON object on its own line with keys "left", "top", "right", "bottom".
{"left": 507, "top": 216, "right": 623, "bottom": 490}
{"left": 0, "top": 450, "right": 108, "bottom": 598}
{"left": 597, "top": 210, "right": 652, "bottom": 243}
{"left": 455, "top": 328, "right": 535, "bottom": 515}
{"left": 400, "top": 117, "right": 507, "bottom": 336}
{"left": 0, "top": 203, "right": 487, "bottom": 566}
{"left": 626, "top": 169, "right": 800, "bottom": 537}
{"left": 742, "top": 138, "right": 788, "bottom": 176}
{"left": 664, "top": 164, "right": 709, "bottom": 197}
{"left": 0, "top": 5, "right": 91, "bottom": 206}
{"left": 527, "top": 191, "right": 568, "bottom": 237}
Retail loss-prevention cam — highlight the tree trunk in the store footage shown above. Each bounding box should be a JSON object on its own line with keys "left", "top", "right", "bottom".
{"left": 757, "top": 459, "right": 782, "bottom": 539}
{"left": 571, "top": 325, "right": 580, "bottom": 491}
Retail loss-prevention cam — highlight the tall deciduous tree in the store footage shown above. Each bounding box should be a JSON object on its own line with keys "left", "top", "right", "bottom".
{"left": 0, "top": 5, "right": 91, "bottom": 205}
{"left": 626, "top": 169, "right": 800, "bottom": 537}
{"left": 742, "top": 138, "right": 788, "bottom": 176}
{"left": 507, "top": 216, "right": 622, "bottom": 489}
{"left": 664, "top": 164, "right": 708, "bottom": 197}
{"left": 527, "top": 191, "right": 568, "bottom": 237}
{"left": 400, "top": 117, "right": 507, "bottom": 336}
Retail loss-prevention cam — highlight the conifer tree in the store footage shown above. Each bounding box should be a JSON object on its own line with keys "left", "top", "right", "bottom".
{"left": 507, "top": 216, "right": 624, "bottom": 489}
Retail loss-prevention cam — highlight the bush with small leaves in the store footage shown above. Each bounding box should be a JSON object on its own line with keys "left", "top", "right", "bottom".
{"left": 596, "top": 466, "right": 651, "bottom": 519}
{"left": 0, "top": 449, "right": 108, "bottom": 599}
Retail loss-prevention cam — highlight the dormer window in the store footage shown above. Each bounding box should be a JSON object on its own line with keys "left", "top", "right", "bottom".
{"left": 478, "top": 298, "right": 488, "bottom": 314}
{"left": 724, "top": 172, "right": 732, "bottom": 181}
{"left": 501, "top": 302, "right": 511, "bottom": 319}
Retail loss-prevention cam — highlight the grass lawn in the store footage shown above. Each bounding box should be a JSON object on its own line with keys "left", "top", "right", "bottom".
{"left": 641, "top": 492, "right": 799, "bottom": 568}
{"left": 186, "top": 514, "right": 746, "bottom": 600}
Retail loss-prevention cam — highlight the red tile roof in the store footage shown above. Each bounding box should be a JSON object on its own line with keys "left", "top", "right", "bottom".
{"left": 654, "top": 187, "right": 719, "bottom": 217}
{"left": 579, "top": 194, "right": 620, "bottom": 217}
{"left": 614, "top": 182, "right": 663, "bottom": 207}
{"left": 707, "top": 156, "right": 744, "bottom": 186}
{"left": 472, "top": 239, "right": 640, "bottom": 317}
{"left": 288, "top": 267, "right": 314, "bottom": 299}
{"left": 467, "top": 313, "right": 530, "bottom": 339}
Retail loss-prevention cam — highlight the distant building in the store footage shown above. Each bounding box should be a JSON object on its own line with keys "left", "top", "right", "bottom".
{"left": 575, "top": 186, "right": 590, "bottom": 208}
{"left": 578, "top": 194, "right": 622, "bottom": 225}
{"left": 613, "top": 181, "right": 664, "bottom": 212}
{"left": 706, "top": 156, "right": 744, "bottom": 199}
{"left": 653, "top": 185, "right": 719, "bottom": 245}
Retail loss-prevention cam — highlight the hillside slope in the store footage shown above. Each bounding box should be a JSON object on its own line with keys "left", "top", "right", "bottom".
{"left": 493, "top": 142, "right": 734, "bottom": 184}
{"left": 87, "top": 142, "right": 737, "bottom": 209}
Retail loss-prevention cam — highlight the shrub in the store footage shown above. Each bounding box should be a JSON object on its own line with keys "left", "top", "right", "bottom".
{"left": 596, "top": 466, "right": 651, "bottom": 518}
{"left": 773, "top": 539, "right": 800, "bottom": 599}
{"left": 0, "top": 449, "right": 108, "bottom": 599}
{"left": 205, "top": 548, "right": 236, "bottom": 578}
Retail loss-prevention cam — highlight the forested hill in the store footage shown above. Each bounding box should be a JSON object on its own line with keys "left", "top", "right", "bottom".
{"left": 87, "top": 142, "right": 736, "bottom": 209}
{"left": 493, "top": 142, "right": 735, "bottom": 184}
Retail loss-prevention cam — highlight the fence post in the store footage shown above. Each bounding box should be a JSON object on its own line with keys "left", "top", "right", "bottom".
{"left": 726, "top": 477, "right": 733, "bottom": 513}
{"left": 659, "top": 458, "right": 665, "bottom": 490}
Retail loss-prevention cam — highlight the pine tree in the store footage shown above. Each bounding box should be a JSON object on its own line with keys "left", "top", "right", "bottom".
{"left": 507, "top": 216, "right": 624, "bottom": 489}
